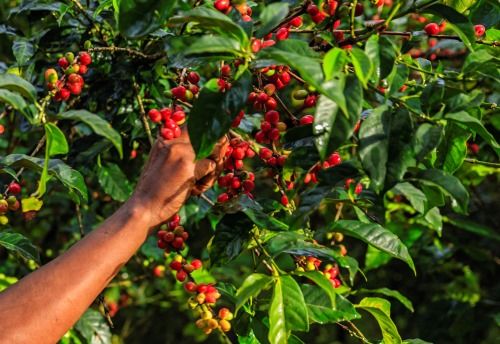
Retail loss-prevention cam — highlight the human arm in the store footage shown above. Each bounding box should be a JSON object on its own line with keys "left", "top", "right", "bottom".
{"left": 0, "top": 130, "right": 226, "bottom": 343}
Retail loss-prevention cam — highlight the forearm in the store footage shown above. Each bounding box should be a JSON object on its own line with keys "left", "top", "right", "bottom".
{"left": 0, "top": 198, "right": 152, "bottom": 344}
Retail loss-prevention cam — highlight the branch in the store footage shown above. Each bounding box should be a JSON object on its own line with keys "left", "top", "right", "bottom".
{"left": 464, "top": 158, "right": 500, "bottom": 168}
{"left": 88, "top": 46, "right": 166, "bottom": 60}
{"left": 269, "top": 1, "right": 310, "bottom": 33}
{"left": 132, "top": 81, "right": 155, "bottom": 147}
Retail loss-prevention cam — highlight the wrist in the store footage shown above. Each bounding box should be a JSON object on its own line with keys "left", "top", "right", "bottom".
{"left": 121, "top": 196, "right": 156, "bottom": 232}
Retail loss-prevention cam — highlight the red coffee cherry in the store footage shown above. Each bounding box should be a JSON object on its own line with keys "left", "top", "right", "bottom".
{"left": 58, "top": 57, "right": 69, "bottom": 68}
{"left": 281, "top": 195, "right": 289, "bottom": 206}
{"left": 290, "top": 16, "right": 303, "bottom": 27}
{"left": 7, "top": 182, "right": 21, "bottom": 195}
{"left": 424, "top": 23, "right": 440, "bottom": 35}
{"left": 78, "top": 52, "right": 92, "bottom": 66}
{"left": 259, "top": 148, "right": 273, "bottom": 160}
{"left": 214, "top": 0, "right": 230, "bottom": 12}
{"left": 474, "top": 24, "right": 486, "bottom": 37}
{"left": 217, "top": 193, "right": 230, "bottom": 203}
{"left": 354, "top": 183, "right": 363, "bottom": 195}
{"left": 187, "top": 71, "right": 200, "bottom": 84}
{"left": 184, "top": 281, "right": 197, "bottom": 293}
{"left": 300, "top": 115, "right": 314, "bottom": 125}
{"left": 148, "top": 109, "right": 162, "bottom": 123}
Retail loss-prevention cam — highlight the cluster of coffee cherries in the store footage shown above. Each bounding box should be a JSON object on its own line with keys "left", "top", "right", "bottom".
{"left": 217, "top": 138, "right": 256, "bottom": 203}
{"left": 44, "top": 51, "right": 92, "bottom": 102}
{"left": 148, "top": 106, "right": 186, "bottom": 140}
{"left": 195, "top": 306, "right": 233, "bottom": 335}
{"left": 425, "top": 22, "right": 486, "bottom": 37}
{"left": 156, "top": 214, "right": 188, "bottom": 252}
{"left": 295, "top": 256, "right": 342, "bottom": 289}
{"left": 0, "top": 182, "right": 22, "bottom": 225}
{"left": 326, "top": 231, "right": 347, "bottom": 256}
{"left": 345, "top": 178, "right": 363, "bottom": 195}
{"left": 169, "top": 254, "right": 203, "bottom": 282}
{"left": 170, "top": 71, "right": 201, "bottom": 102}
{"left": 214, "top": 0, "right": 252, "bottom": 22}
{"left": 304, "top": 152, "right": 342, "bottom": 184}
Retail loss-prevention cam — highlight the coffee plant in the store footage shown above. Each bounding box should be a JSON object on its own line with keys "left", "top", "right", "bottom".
{"left": 0, "top": 0, "right": 499, "bottom": 343}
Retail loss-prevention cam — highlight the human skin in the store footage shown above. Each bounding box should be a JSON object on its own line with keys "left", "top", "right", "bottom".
{"left": 0, "top": 129, "right": 227, "bottom": 344}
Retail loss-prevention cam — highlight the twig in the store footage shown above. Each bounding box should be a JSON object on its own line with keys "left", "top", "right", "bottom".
{"left": 334, "top": 202, "right": 344, "bottom": 222}
{"left": 76, "top": 204, "right": 84, "bottom": 237}
{"left": 350, "top": 0, "right": 358, "bottom": 38}
{"left": 200, "top": 193, "right": 215, "bottom": 206}
{"left": 88, "top": 46, "right": 166, "bottom": 60}
{"left": 464, "top": 158, "right": 500, "bottom": 168}
{"left": 274, "top": 93, "right": 298, "bottom": 123}
{"left": 132, "top": 81, "right": 155, "bottom": 147}
{"left": 269, "top": 1, "right": 310, "bottom": 33}
{"left": 337, "top": 322, "right": 372, "bottom": 344}
{"left": 67, "top": 0, "right": 105, "bottom": 40}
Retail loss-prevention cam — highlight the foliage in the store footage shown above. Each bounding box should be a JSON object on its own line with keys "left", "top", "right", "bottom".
{"left": 0, "top": 0, "right": 499, "bottom": 343}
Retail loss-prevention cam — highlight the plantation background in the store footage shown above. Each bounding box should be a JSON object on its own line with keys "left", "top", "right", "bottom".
{"left": 1, "top": 0, "right": 499, "bottom": 343}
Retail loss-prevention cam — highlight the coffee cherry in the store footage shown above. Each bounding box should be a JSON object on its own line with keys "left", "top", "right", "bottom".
{"left": 344, "top": 178, "right": 355, "bottom": 190}
{"left": 327, "top": 152, "right": 341, "bottom": 166}
{"left": 354, "top": 183, "right": 363, "bottom": 195}
{"left": 184, "top": 281, "right": 197, "bottom": 293}
{"left": 58, "top": 57, "right": 69, "bottom": 69}
{"left": 259, "top": 148, "right": 273, "bottom": 160}
{"left": 172, "top": 110, "right": 186, "bottom": 124}
{"left": 187, "top": 71, "right": 200, "bottom": 84}
{"left": 251, "top": 39, "right": 262, "bottom": 53}
{"left": 281, "top": 195, "right": 289, "bottom": 206}
{"left": 0, "top": 215, "right": 8, "bottom": 225}
{"left": 354, "top": 3, "right": 364, "bottom": 16}
{"left": 221, "top": 64, "right": 231, "bottom": 77}
{"left": 0, "top": 124, "right": 4, "bottom": 135}
{"left": 424, "top": 23, "right": 440, "bottom": 35}
{"left": 264, "top": 110, "right": 279, "bottom": 124}
{"left": 232, "top": 147, "right": 246, "bottom": 160}
{"left": 290, "top": 16, "right": 303, "bottom": 27}
{"left": 78, "top": 52, "right": 92, "bottom": 66}
{"left": 243, "top": 180, "right": 255, "bottom": 192}
{"left": 0, "top": 200, "right": 8, "bottom": 214}
{"left": 217, "top": 193, "right": 230, "bottom": 203}
{"left": 161, "top": 128, "right": 174, "bottom": 140}
{"left": 67, "top": 83, "right": 82, "bottom": 95}
{"left": 176, "top": 269, "right": 187, "bottom": 282}
{"left": 219, "top": 319, "right": 231, "bottom": 332}
{"left": 170, "top": 260, "right": 182, "bottom": 271}
{"left": 7, "top": 182, "right": 21, "bottom": 195}
{"left": 191, "top": 259, "right": 202, "bottom": 270}
{"left": 44, "top": 69, "right": 58, "bottom": 83}
{"left": 153, "top": 265, "right": 165, "bottom": 278}
{"left": 474, "top": 24, "right": 486, "bottom": 37}
{"left": 300, "top": 115, "right": 314, "bottom": 125}
{"left": 171, "top": 86, "right": 187, "bottom": 100}
{"left": 214, "top": 0, "right": 230, "bottom": 12}
{"left": 307, "top": 4, "right": 319, "bottom": 16}
{"left": 276, "top": 27, "right": 289, "bottom": 41}
{"left": 78, "top": 65, "right": 88, "bottom": 75}
{"left": 8, "top": 200, "right": 20, "bottom": 211}
{"left": 148, "top": 109, "right": 162, "bottom": 123}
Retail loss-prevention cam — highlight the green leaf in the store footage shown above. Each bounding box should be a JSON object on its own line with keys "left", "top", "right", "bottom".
{"left": 256, "top": 40, "right": 323, "bottom": 92}
{"left": 0, "top": 89, "right": 33, "bottom": 122}
{"left": 446, "top": 111, "right": 500, "bottom": 155}
{"left": 323, "top": 48, "right": 347, "bottom": 80}
{"left": 358, "top": 288, "right": 414, "bottom": 312}
{"left": 256, "top": 3, "right": 289, "bottom": 38}
{"left": 313, "top": 95, "right": 339, "bottom": 160}
{"left": 0, "top": 231, "right": 40, "bottom": 264}
{"left": 391, "top": 182, "right": 427, "bottom": 214}
{"left": 0, "top": 73, "right": 37, "bottom": 102}
{"left": 293, "top": 271, "right": 337, "bottom": 306}
{"left": 239, "top": 196, "right": 289, "bottom": 231}
{"left": 333, "top": 220, "right": 415, "bottom": 273}
{"left": 359, "top": 105, "right": 390, "bottom": 192}
{"left": 189, "top": 71, "right": 251, "bottom": 159}
{"left": 302, "top": 284, "right": 360, "bottom": 324}
{"left": 75, "top": 309, "right": 112, "bottom": 344}
{"left": 170, "top": 7, "right": 248, "bottom": 44}
{"left": 462, "top": 50, "right": 498, "bottom": 74}
{"left": 97, "top": 163, "right": 133, "bottom": 202}
{"left": 1, "top": 154, "right": 88, "bottom": 204}
{"left": 416, "top": 169, "right": 469, "bottom": 214}
{"left": 21, "top": 197, "right": 43, "bottom": 212}
{"left": 57, "top": 110, "right": 123, "bottom": 158}
{"left": 403, "top": 339, "right": 433, "bottom": 344}
{"left": 184, "top": 35, "right": 243, "bottom": 56}
{"left": 236, "top": 273, "right": 274, "bottom": 312}
{"left": 268, "top": 275, "right": 309, "bottom": 344}
{"left": 436, "top": 123, "right": 469, "bottom": 173}
{"left": 118, "top": 0, "right": 177, "bottom": 38}
{"left": 365, "top": 246, "right": 393, "bottom": 271}
{"left": 445, "top": 216, "right": 500, "bottom": 241}
{"left": 423, "top": 4, "right": 475, "bottom": 51}
{"left": 413, "top": 123, "right": 443, "bottom": 161}
{"left": 12, "top": 37, "right": 34, "bottom": 65}
{"left": 45, "top": 123, "right": 68, "bottom": 156}
{"left": 266, "top": 232, "right": 359, "bottom": 283}
{"left": 350, "top": 48, "right": 373, "bottom": 88}
{"left": 356, "top": 297, "right": 402, "bottom": 344}
{"left": 443, "top": 0, "right": 477, "bottom": 12}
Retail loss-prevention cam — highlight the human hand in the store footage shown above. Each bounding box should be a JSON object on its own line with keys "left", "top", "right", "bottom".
{"left": 130, "top": 129, "right": 227, "bottom": 228}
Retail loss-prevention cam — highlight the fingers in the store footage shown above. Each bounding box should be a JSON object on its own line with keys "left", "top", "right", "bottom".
{"left": 194, "top": 159, "right": 217, "bottom": 180}
{"left": 191, "top": 174, "right": 217, "bottom": 196}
